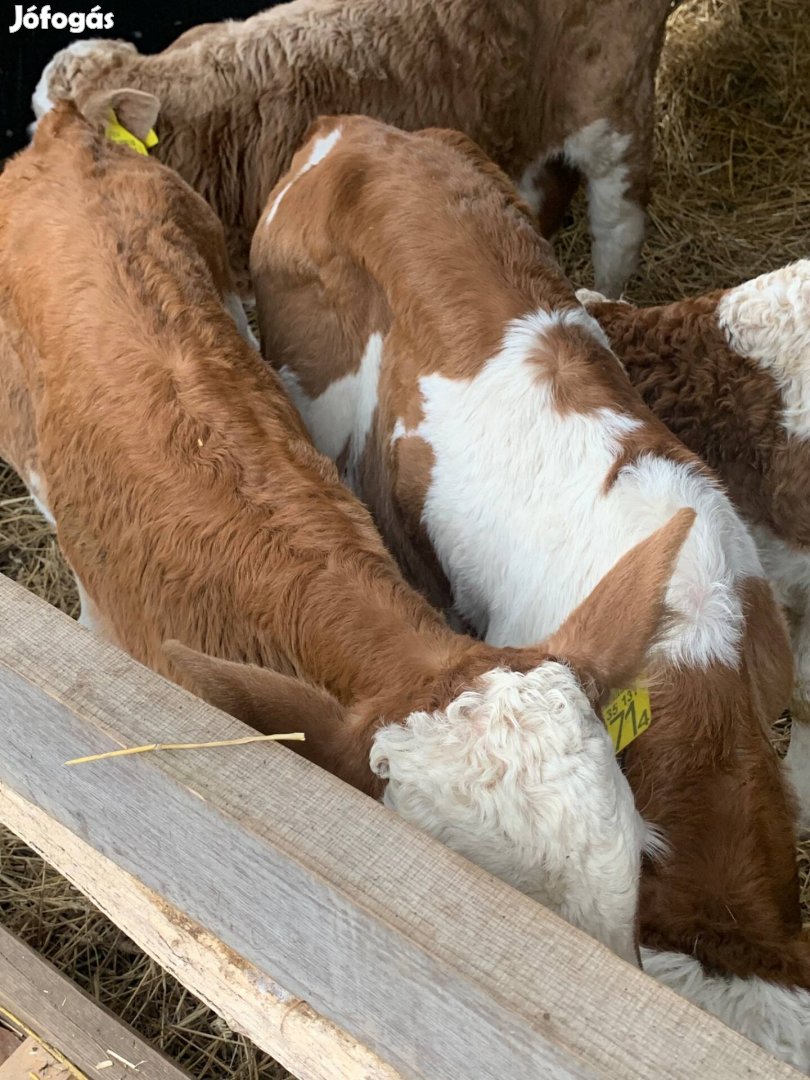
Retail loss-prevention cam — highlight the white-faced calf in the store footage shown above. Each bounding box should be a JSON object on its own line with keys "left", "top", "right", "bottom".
{"left": 250, "top": 114, "right": 810, "bottom": 1068}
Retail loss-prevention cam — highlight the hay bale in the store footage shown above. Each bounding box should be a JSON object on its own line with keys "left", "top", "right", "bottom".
{"left": 0, "top": 0, "right": 808, "bottom": 1072}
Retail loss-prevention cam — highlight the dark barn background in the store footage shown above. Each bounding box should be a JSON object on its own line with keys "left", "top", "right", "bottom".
{"left": 0, "top": 2, "right": 274, "bottom": 159}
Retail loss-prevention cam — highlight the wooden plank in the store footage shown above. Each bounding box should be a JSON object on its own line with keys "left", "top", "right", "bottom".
{"left": 0, "top": 787, "right": 400, "bottom": 1080}
{"left": 0, "top": 573, "right": 801, "bottom": 1080}
{"left": 0, "top": 1038, "right": 72, "bottom": 1080}
{"left": 0, "top": 926, "right": 190, "bottom": 1080}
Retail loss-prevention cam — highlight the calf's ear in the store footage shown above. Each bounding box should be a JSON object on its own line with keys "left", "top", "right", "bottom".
{"left": 543, "top": 507, "right": 695, "bottom": 697}
{"left": 82, "top": 88, "right": 160, "bottom": 141}
{"left": 162, "top": 640, "right": 347, "bottom": 758}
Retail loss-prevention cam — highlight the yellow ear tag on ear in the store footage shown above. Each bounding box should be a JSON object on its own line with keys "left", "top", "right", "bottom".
{"left": 105, "top": 109, "right": 159, "bottom": 156}
{"left": 602, "top": 686, "right": 652, "bottom": 754}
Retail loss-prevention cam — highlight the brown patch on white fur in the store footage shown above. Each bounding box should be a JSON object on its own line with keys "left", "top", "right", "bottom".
{"left": 584, "top": 289, "right": 810, "bottom": 548}
{"left": 384, "top": 433, "right": 452, "bottom": 612}
{"left": 392, "top": 435, "right": 435, "bottom": 526}
{"left": 533, "top": 321, "right": 636, "bottom": 415}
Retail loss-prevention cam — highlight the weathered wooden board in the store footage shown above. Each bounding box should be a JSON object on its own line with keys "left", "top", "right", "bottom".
{"left": 0, "top": 785, "right": 399, "bottom": 1080}
{"left": 0, "top": 573, "right": 801, "bottom": 1080}
{"left": 0, "top": 926, "right": 189, "bottom": 1080}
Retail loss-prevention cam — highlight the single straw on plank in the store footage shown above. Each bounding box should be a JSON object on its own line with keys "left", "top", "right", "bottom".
{"left": 64, "top": 732, "right": 305, "bottom": 767}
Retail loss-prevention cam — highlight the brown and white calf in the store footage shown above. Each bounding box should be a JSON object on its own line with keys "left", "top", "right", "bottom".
{"left": 29, "top": 0, "right": 677, "bottom": 297}
{"left": 250, "top": 115, "right": 810, "bottom": 1068}
{"left": 0, "top": 92, "right": 694, "bottom": 967}
{"left": 578, "top": 266, "right": 810, "bottom": 833}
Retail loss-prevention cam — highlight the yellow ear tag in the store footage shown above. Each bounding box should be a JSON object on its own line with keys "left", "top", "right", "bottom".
{"left": 602, "top": 686, "right": 652, "bottom": 754}
{"left": 105, "top": 109, "right": 159, "bottom": 156}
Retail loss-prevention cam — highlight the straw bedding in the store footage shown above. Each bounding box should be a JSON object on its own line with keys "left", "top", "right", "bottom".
{"left": 0, "top": 0, "right": 808, "bottom": 1074}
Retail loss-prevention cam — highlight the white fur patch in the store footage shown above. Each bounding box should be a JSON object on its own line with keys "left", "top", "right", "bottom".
{"left": 751, "top": 524, "right": 810, "bottom": 692}
{"left": 557, "top": 304, "right": 613, "bottom": 351}
{"left": 30, "top": 56, "right": 58, "bottom": 129}
{"left": 575, "top": 287, "right": 631, "bottom": 310}
{"left": 304, "top": 128, "right": 343, "bottom": 169}
{"left": 752, "top": 524, "right": 810, "bottom": 610}
{"left": 265, "top": 182, "right": 293, "bottom": 226}
{"left": 30, "top": 40, "right": 111, "bottom": 131}
{"left": 392, "top": 310, "right": 760, "bottom": 666}
{"left": 575, "top": 287, "right": 607, "bottom": 307}
{"left": 371, "top": 661, "right": 654, "bottom": 963}
{"left": 265, "top": 128, "right": 343, "bottom": 226}
{"left": 26, "top": 470, "right": 56, "bottom": 528}
{"left": 563, "top": 120, "right": 644, "bottom": 298}
{"left": 224, "top": 292, "right": 259, "bottom": 349}
{"left": 280, "top": 332, "right": 383, "bottom": 490}
{"left": 564, "top": 120, "right": 631, "bottom": 180}
{"left": 516, "top": 153, "right": 548, "bottom": 215}
{"left": 75, "top": 577, "right": 102, "bottom": 635}
{"left": 717, "top": 261, "right": 810, "bottom": 439}
{"left": 642, "top": 948, "right": 810, "bottom": 1072}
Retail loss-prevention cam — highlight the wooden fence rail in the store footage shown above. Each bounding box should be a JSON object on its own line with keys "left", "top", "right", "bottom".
{"left": 0, "top": 572, "right": 800, "bottom": 1079}
{"left": 0, "top": 925, "right": 191, "bottom": 1080}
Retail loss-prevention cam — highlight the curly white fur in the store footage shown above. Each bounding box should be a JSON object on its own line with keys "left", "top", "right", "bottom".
{"left": 642, "top": 948, "right": 810, "bottom": 1073}
{"left": 717, "top": 260, "right": 810, "bottom": 438}
{"left": 371, "top": 662, "right": 662, "bottom": 964}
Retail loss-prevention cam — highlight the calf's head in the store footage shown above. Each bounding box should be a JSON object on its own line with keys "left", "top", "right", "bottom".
{"left": 31, "top": 39, "right": 140, "bottom": 132}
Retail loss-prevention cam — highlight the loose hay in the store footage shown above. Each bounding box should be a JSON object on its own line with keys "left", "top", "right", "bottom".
{"left": 0, "top": 831, "right": 290, "bottom": 1080}
{"left": 64, "top": 732, "right": 306, "bottom": 767}
{"left": 557, "top": 0, "right": 810, "bottom": 302}
{"left": 0, "top": 0, "right": 808, "bottom": 1072}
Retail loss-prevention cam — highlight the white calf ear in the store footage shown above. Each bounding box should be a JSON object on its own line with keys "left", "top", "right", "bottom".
{"left": 82, "top": 88, "right": 160, "bottom": 141}
{"left": 162, "top": 640, "right": 346, "bottom": 742}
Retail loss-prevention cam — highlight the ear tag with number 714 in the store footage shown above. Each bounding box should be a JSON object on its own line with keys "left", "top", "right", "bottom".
{"left": 602, "top": 686, "right": 652, "bottom": 754}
